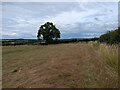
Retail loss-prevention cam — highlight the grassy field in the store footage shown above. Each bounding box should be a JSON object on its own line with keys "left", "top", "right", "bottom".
{"left": 89, "top": 41, "right": 118, "bottom": 71}
{"left": 2, "top": 42, "right": 118, "bottom": 88}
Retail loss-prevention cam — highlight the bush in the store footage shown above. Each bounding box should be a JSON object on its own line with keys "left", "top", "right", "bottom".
{"left": 99, "top": 28, "right": 120, "bottom": 44}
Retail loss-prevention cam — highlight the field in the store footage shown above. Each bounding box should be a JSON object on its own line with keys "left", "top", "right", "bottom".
{"left": 2, "top": 42, "right": 118, "bottom": 88}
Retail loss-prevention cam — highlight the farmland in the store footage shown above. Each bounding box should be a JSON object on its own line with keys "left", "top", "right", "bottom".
{"left": 2, "top": 42, "right": 118, "bottom": 88}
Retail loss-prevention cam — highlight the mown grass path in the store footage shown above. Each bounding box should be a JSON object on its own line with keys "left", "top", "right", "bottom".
{"left": 2, "top": 43, "right": 118, "bottom": 88}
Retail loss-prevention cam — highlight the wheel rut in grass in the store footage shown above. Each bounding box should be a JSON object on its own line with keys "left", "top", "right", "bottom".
{"left": 2, "top": 43, "right": 118, "bottom": 88}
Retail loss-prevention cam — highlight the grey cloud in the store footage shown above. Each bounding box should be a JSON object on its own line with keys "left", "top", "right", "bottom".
{"left": 2, "top": 2, "right": 118, "bottom": 39}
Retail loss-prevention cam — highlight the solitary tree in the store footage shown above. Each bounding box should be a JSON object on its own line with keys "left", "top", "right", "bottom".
{"left": 37, "top": 22, "right": 60, "bottom": 44}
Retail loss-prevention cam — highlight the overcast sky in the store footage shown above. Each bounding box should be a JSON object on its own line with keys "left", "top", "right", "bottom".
{"left": 2, "top": 2, "right": 118, "bottom": 39}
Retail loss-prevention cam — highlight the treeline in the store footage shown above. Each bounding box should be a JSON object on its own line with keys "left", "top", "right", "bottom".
{"left": 38, "top": 38, "right": 99, "bottom": 45}
{"left": 2, "top": 39, "right": 39, "bottom": 46}
{"left": 45, "top": 38, "right": 99, "bottom": 44}
{"left": 99, "top": 27, "right": 120, "bottom": 44}
{"left": 2, "top": 38, "right": 99, "bottom": 46}
{"left": 2, "top": 28, "right": 120, "bottom": 46}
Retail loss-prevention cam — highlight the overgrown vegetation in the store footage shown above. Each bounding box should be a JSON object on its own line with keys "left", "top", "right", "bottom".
{"left": 98, "top": 44, "right": 118, "bottom": 71}
{"left": 89, "top": 41, "right": 118, "bottom": 71}
{"left": 99, "top": 27, "right": 120, "bottom": 44}
{"left": 94, "top": 28, "right": 119, "bottom": 71}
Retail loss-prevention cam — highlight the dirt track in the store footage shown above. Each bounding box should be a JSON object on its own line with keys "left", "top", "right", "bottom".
{"left": 2, "top": 43, "right": 118, "bottom": 88}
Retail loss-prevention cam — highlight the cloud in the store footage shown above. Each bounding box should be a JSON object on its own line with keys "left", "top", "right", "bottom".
{"left": 1, "top": 0, "right": 119, "bottom": 2}
{"left": 43, "top": 9, "right": 95, "bottom": 26}
{"left": 40, "top": 2, "right": 118, "bottom": 34}
{"left": 2, "top": 2, "right": 118, "bottom": 39}
{"left": 2, "top": 32, "right": 19, "bottom": 39}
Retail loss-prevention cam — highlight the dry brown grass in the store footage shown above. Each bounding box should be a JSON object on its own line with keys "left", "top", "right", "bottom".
{"left": 2, "top": 43, "right": 118, "bottom": 88}
{"left": 98, "top": 44, "right": 118, "bottom": 71}
{"left": 89, "top": 41, "right": 118, "bottom": 71}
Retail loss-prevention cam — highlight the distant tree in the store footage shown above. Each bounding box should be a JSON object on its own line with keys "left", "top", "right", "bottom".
{"left": 37, "top": 22, "right": 60, "bottom": 44}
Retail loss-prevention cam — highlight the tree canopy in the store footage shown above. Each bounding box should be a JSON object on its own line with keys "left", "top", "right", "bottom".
{"left": 37, "top": 22, "right": 60, "bottom": 44}
{"left": 99, "top": 27, "right": 120, "bottom": 44}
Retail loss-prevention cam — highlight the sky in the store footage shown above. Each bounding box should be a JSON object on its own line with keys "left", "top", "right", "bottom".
{"left": 2, "top": 2, "right": 118, "bottom": 39}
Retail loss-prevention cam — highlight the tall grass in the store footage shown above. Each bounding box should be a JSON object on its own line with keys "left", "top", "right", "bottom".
{"left": 89, "top": 41, "right": 118, "bottom": 71}
{"left": 98, "top": 43, "right": 118, "bottom": 71}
